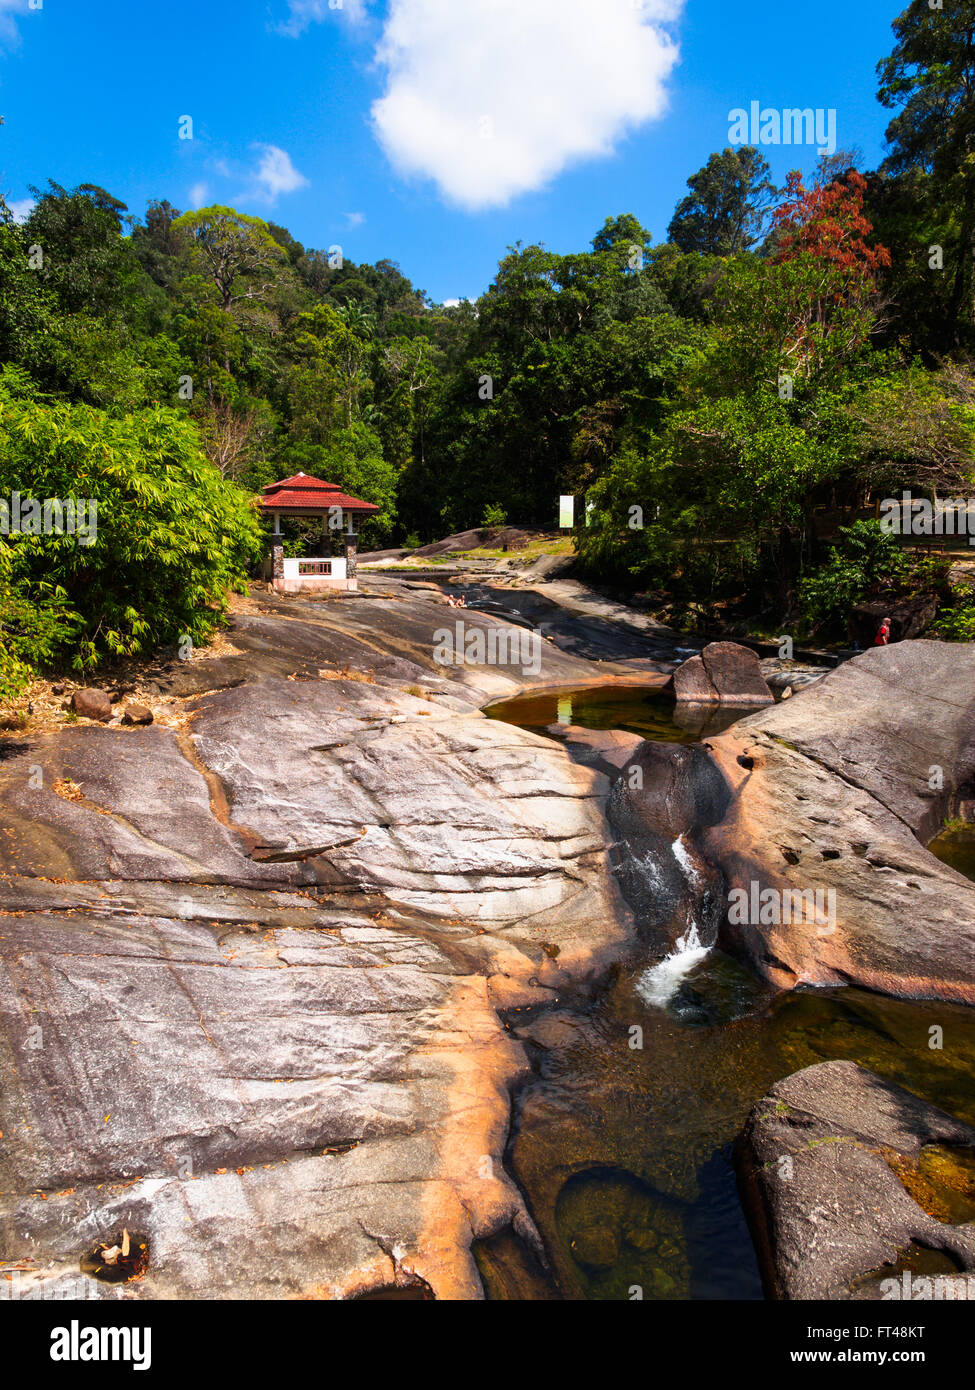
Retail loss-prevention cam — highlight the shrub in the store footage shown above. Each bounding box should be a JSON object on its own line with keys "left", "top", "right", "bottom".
{"left": 929, "top": 596, "right": 975, "bottom": 642}
{"left": 0, "top": 392, "right": 261, "bottom": 675}
{"left": 0, "top": 544, "right": 77, "bottom": 699}
{"left": 799, "top": 520, "right": 910, "bottom": 633}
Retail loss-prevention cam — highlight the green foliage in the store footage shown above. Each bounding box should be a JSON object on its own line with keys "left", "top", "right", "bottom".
{"left": 0, "top": 392, "right": 260, "bottom": 671}
{"left": 929, "top": 596, "right": 975, "bottom": 642}
{"left": 0, "top": 544, "right": 77, "bottom": 699}
{"left": 24, "top": 182, "right": 148, "bottom": 323}
{"left": 668, "top": 147, "right": 776, "bottom": 255}
{"left": 171, "top": 206, "right": 287, "bottom": 313}
{"left": 798, "top": 521, "right": 910, "bottom": 632}
{"left": 482, "top": 502, "right": 508, "bottom": 528}
{"left": 877, "top": 0, "right": 975, "bottom": 342}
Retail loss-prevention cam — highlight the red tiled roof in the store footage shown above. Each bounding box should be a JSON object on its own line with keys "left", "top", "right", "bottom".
{"left": 261, "top": 473, "right": 379, "bottom": 513}
{"left": 263, "top": 489, "right": 379, "bottom": 512}
{"left": 264, "top": 473, "right": 335, "bottom": 494}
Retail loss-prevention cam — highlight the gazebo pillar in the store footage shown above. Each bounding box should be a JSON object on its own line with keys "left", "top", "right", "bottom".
{"left": 345, "top": 513, "right": 358, "bottom": 580}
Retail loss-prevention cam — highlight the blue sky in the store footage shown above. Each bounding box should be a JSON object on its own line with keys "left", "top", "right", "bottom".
{"left": 0, "top": 0, "right": 900, "bottom": 304}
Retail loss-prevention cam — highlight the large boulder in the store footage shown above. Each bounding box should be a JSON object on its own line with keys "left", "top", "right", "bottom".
{"left": 671, "top": 642, "right": 773, "bottom": 706}
{"left": 736, "top": 1061, "right": 975, "bottom": 1300}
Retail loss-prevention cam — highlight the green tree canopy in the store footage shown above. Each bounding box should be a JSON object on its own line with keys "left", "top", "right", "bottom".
{"left": 667, "top": 147, "right": 776, "bottom": 255}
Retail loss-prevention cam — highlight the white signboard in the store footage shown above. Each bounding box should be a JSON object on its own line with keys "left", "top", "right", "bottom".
{"left": 559, "top": 495, "right": 574, "bottom": 529}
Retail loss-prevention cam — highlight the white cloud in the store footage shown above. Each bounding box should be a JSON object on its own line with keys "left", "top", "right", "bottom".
{"left": 251, "top": 144, "right": 309, "bottom": 201}
{"left": 5, "top": 196, "right": 34, "bottom": 223}
{"left": 189, "top": 182, "right": 210, "bottom": 209}
{"left": 0, "top": 0, "right": 30, "bottom": 49}
{"left": 345, "top": 211, "right": 366, "bottom": 227}
{"left": 370, "top": 0, "right": 683, "bottom": 210}
{"left": 279, "top": 0, "right": 367, "bottom": 36}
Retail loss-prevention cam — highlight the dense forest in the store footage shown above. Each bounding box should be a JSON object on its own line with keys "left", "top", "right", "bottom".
{"left": 3, "top": 0, "right": 975, "bottom": 696}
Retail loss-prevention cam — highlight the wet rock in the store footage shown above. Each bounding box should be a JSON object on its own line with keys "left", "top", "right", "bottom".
{"left": 69, "top": 688, "right": 113, "bottom": 722}
{"left": 570, "top": 1224, "right": 619, "bottom": 1270}
{"left": 624, "top": 1224, "right": 657, "bottom": 1252}
{"left": 608, "top": 740, "right": 731, "bottom": 940}
{"left": 672, "top": 642, "right": 773, "bottom": 706}
{"left": 735, "top": 1060, "right": 975, "bottom": 1300}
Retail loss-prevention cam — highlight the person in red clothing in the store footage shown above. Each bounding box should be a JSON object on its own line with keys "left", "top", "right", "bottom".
{"left": 874, "top": 616, "right": 891, "bottom": 646}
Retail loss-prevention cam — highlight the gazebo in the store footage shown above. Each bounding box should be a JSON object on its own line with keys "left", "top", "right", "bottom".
{"left": 259, "top": 473, "right": 380, "bottom": 594}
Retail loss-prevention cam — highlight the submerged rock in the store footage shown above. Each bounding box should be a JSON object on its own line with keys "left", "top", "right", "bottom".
{"left": 570, "top": 1224, "right": 619, "bottom": 1270}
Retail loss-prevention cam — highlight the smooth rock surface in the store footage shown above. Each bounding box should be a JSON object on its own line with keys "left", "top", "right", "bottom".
{"left": 0, "top": 583, "right": 639, "bottom": 1300}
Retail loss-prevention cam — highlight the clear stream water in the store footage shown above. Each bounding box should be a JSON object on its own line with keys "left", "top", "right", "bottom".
{"left": 483, "top": 684, "right": 744, "bottom": 744}
{"left": 479, "top": 685, "right": 975, "bottom": 1301}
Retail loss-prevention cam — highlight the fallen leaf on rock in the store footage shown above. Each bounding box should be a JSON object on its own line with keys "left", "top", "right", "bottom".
{"left": 53, "top": 778, "right": 84, "bottom": 802}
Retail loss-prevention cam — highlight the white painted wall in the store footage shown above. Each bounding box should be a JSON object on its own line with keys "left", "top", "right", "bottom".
{"left": 281, "top": 556, "right": 347, "bottom": 581}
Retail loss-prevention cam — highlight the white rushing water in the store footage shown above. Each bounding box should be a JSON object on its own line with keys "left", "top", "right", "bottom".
{"left": 670, "top": 832, "right": 701, "bottom": 888}
{"left": 636, "top": 835, "right": 712, "bottom": 1009}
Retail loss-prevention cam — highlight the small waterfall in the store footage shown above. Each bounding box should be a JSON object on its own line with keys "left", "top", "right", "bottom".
{"left": 636, "top": 835, "right": 713, "bottom": 1009}
{"left": 671, "top": 833, "right": 701, "bottom": 888}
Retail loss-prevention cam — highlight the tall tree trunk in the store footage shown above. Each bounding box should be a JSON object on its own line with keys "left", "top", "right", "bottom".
{"left": 948, "top": 189, "right": 975, "bottom": 346}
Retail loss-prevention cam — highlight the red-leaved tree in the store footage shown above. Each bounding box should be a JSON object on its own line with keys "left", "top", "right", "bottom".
{"left": 763, "top": 171, "right": 891, "bottom": 374}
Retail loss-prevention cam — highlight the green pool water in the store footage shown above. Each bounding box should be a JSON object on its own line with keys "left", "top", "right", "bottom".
{"left": 928, "top": 823, "right": 975, "bottom": 881}
{"left": 484, "top": 684, "right": 753, "bottom": 742}
{"left": 479, "top": 685, "right": 975, "bottom": 1302}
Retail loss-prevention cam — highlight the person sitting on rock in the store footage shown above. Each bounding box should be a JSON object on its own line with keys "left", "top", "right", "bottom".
{"left": 873, "top": 616, "right": 892, "bottom": 646}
